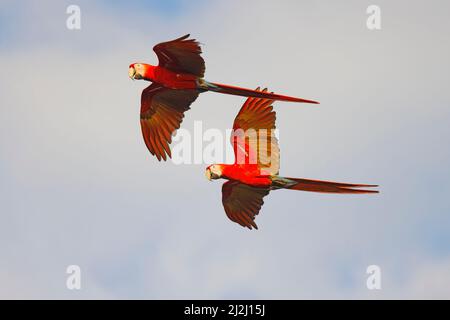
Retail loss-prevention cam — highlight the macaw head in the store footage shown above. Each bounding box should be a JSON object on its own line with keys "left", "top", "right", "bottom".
{"left": 129, "top": 63, "right": 148, "bottom": 80}
{"left": 205, "top": 164, "right": 223, "bottom": 181}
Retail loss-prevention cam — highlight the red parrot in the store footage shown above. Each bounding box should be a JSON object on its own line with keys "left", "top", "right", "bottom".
{"left": 205, "top": 89, "right": 378, "bottom": 230}
{"left": 129, "top": 34, "right": 319, "bottom": 161}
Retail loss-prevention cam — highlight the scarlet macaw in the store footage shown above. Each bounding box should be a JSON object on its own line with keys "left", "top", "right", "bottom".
{"left": 205, "top": 89, "right": 378, "bottom": 230}
{"left": 129, "top": 34, "right": 319, "bottom": 161}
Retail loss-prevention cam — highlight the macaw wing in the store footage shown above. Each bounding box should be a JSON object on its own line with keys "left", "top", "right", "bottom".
{"left": 140, "top": 83, "right": 199, "bottom": 161}
{"left": 231, "top": 88, "right": 280, "bottom": 175}
{"left": 153, "top": 34, "right": 205, "bottom": 77}
{"left": 222, "top": 181, "right": 270, "bottom": 230}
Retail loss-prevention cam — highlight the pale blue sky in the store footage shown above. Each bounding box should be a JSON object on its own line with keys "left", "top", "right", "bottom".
{"left": 0, "top": 0, "right": 449, "bottom": 299}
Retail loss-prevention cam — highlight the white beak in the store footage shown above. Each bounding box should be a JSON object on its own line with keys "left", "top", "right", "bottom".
{"left": 205, "top": 169, "right": 212, "bottom": 181}
{"left": 129, "top": 67, "right": 136, "bottom": 79}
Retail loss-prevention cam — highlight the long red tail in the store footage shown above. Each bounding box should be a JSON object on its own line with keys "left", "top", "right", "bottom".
{"left": 206, "top": 81, "right": 319, "bottom": 104}
{"left": 275, "top": 177, "right": 378, "bottom": 194}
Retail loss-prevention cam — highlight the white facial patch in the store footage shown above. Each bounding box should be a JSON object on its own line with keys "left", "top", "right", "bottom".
{"left": 210, "top": 165, "right": 222, "bottom": 177}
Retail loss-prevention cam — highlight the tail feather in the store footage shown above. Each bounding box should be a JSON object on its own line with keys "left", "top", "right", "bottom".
{"left": 277, "top": 177, "right": 378, "bottom": 194}
{"left": 206, "top": 81, "right": 319, "bottom": 104}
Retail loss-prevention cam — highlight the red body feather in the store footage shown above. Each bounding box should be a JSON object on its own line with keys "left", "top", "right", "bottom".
{"left": 142, "top": 65, "right": 198, "bottom": 89}
{"left": 220, "top": 164, "right": 272, "bottom": 188}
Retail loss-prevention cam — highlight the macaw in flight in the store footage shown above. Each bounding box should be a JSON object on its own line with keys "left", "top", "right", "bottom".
{"left": 129, "top": 34, "right": 319, "bottom": 161}
{"left": 205, "top": 89, "right": 378, "bottom": 230}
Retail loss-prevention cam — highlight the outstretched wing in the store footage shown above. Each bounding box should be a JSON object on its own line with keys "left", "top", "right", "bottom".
{"left": 222, "top": 181, "right": 270, "bottom": 230}
{"left": 153, "top": 34, "right": 205, "bottom": 77}
{"left": 140, "top": 83, "right": 199, "bottom": 161}
{"left": 231, "top": 88, "right": 280, "bottom": 175}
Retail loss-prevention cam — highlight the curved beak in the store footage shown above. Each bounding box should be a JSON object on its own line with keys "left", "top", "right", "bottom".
{"left": 205, "top": 169, "right": 212, "bottom": 181}
{"left": 129, "top": 67, "right": 136, "bottom": 80}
